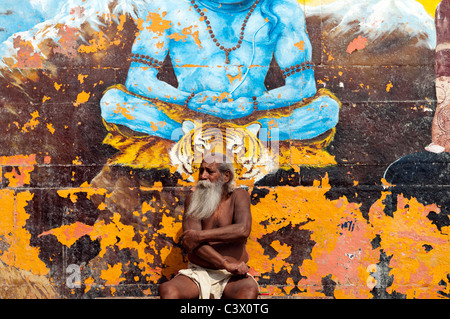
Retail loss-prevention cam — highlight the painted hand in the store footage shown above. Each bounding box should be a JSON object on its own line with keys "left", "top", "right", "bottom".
{"left": 215, "top": 97, "right": 254, "bottom": 120}
{"left": 188, "top": 91, "right": 221, "bottom": 106}
{"left": 187, "top": 91, "right": 253, "bottom": 119}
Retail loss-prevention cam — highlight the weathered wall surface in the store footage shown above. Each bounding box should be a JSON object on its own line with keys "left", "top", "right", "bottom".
{"left": 0, "top": 0, "right": 449, "bottom": 299}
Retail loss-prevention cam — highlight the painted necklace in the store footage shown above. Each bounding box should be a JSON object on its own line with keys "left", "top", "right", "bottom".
{"left": 190, "top": 0, "right": 261, "bottom": 64}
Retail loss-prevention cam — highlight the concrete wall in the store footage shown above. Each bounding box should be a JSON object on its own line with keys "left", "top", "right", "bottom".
{"left": 0, "top": 0, "right": 449, "bottom": 299}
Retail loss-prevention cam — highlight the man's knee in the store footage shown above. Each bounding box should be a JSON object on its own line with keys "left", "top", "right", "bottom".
{"left": 238, "top": 281, "right": 259, "bottom": 299}
{"left": 225, "top": 277, "right": 259, "bottom": 299}
{"left": 158, "top": 281, "right": 181, "bottom": 299}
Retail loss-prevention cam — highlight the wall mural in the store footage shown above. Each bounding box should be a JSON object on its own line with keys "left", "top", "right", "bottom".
{"left": 0, "top": 0, "right": 448, "bottom": 299}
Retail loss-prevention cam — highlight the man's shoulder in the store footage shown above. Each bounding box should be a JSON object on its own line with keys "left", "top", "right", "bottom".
{"left": 232, "top": 187, "right": 251, "bottom": 202}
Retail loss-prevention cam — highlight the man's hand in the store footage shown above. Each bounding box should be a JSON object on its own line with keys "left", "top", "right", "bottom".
{"left": 223, "top": 260, "right": 249, "bottom": 276}
{"left": 182, "top": 229, "right": 202, "bottom": 253}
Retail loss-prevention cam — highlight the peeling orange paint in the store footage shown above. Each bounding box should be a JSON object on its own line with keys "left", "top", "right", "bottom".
{"left": 168, "top": 32, "right": 187, "bottom": 42}
{"left": 21, "top": 111, "right": 40, "bottom": 133}
{"left": 78, "top": 74, "right": 88, "bottom": 84}
{"left": 47, "top": 123, "right": 55, "bottom": 134}
{"left": 117, "top": 14, "right": 127, "bottom": 31}
{"left": 270, "top": 240, "right": 292, "bottom": 273}
{"left": 226, "top": 67, "right": 243, "bottom": 85}
{"left": 157, "top": 213, "right": 182, "bottom": 240}
{"left": 4, "top": 166, "right": 34, "bottom": 187}
{"left": 145, "top": 12, "right": 172, "bottom": 36}
{"left": 38, "top": 222, "right": 94, "bottom": 248}
{"left": 101, "top": 263, "right": 126, "bottom": 286}
{"left": 168, "top": 25, "right": 202, "bottom": 49}
{"left": 74, "top": 91, "right": 90, "bottom": 106}
{"left": 370, "top": 195, "right": 450, "bottom": 298}
{"left": 113, "top": 103, "right": 136, "bottom": 120}
{"left": 212, "top": 92, "right": 233, "bottom": 103}
{"left": 294, "top": 40, "right": 304, "bottom": 51}
{"left": 72, "top": 156, "right": 82, "bottom": 165}
{"left": 386, "top": 81, "right": 393, "bottom": 92}
{"left": 247, "top": 176, "right": 379, "bottom": 298}
{"left": 179, "top": 64, "right": 207, "bottom": 68}
{"left": 0, "top": 189, "right": 48, "bottom": 275}
{"left": 0, "top": 154, "right": 37, "bottom": 166}
{"left": 57, "top": 181, "right": 107, "bottom": 203}
{"left": 78, "top": 31, "right": 121, "bottom": 54}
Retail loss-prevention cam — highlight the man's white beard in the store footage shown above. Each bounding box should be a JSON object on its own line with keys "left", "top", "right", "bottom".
{"left": 186, "top": 178, "right": 224, "bottom": 220}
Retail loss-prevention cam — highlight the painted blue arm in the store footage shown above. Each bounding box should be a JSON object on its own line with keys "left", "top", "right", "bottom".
{"left": 125, "top": 4, "right": 191, "bottom": 105}
{"left": 255, "top": 0, "right": 317, "bottom": 110}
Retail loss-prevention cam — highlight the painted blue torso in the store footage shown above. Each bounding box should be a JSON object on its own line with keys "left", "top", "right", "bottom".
{"left": 100, "top": 0, "right": 340, "bottom": 141}
{"left": 126, "top": 0, "right": 279, "bottom": 99}
{"left": 167, "top": 4, "right": 273, "bottom": 96}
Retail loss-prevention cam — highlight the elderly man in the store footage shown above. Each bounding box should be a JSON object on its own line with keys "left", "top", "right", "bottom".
{"left": 158, "top": 153, "right": 259, "bottom": 299}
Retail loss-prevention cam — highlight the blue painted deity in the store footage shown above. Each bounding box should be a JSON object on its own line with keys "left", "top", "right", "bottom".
{"left": 99, "top": 0, "right": 340, "bottom": 178}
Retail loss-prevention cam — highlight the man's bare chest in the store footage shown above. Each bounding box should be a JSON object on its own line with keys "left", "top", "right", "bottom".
{"left": 202, "top": 198, "right": 234, "bottom": 229}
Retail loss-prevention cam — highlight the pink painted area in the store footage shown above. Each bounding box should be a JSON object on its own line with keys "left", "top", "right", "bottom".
{"left": 13, "top": 36, "right": 42, "bottom": 68}
{"left": 346, "top": 36, "right": 368, "bottom": 54}
{"left": 38, "top": 222, "right": 94, "bottom": 247}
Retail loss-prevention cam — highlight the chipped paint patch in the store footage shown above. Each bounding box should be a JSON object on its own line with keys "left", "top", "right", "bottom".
{"left": 386, "top": 81, "right": 393, "bottom": 92}
{"left": 74, "top": 91, "right": 90, "bottom": 106}
{"left": 346, "top": 36, "right": 368, "bottom": 54}
{"left": 38, "top": 222, "right": 94, "bottom": 248}
{"left": 145, "top": 12, "right": 172, "bottom": 36}
{"left": 0, "top": 189, "right": 48, "bottom": 275}
{"left": 101, "top": 263, "right": 126, "bottom": 286}
{"left": 112, "top": 102, "right": 136, "bottom": 120}
{"left": 21, "top": 111, "right": 40, "bottom": 133}
{"left": 168, "top": 25, "right": 202, "bottom": 49}
{"left": 13, "top": 36, "right": 42, "bottom": 68}
{"left": 369, "top": 196, "right": 450, "bottom": 298}
{"left": 53, "top": 25, "right": 79, "bottom": 58}
{"left": 78, "top": 31, "right": 121, "bottom": 53}
{"left": 294, "top": 40, "right": 304, "bottom": 51}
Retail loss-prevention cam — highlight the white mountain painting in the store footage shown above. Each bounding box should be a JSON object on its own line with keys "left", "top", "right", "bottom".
{"left": 304, "top": 0, "right": 436, "bottom": 65}
{"left": 0, "top": 0, "right": 437, "bottom": 66}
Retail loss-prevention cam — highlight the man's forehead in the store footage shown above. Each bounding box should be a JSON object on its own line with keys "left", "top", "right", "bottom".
{"left": 202, "top": 153, "right": 226, "bottom": 166}
{"left": 200, "top": 159, "right": 220, "bottom": 170}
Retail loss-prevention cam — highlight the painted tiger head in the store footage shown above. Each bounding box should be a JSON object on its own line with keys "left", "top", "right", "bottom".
{"left": 169, "top": 120, "right": 278, "bottom": 182}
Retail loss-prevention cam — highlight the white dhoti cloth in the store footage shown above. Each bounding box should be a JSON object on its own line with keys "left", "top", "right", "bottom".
{"left": 177, "top": 262, "right": 258, "bottom": 299}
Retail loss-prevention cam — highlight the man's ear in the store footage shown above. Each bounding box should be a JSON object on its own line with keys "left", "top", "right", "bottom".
{"left": 223, "top": 170, "right": 231, "bottom": 183}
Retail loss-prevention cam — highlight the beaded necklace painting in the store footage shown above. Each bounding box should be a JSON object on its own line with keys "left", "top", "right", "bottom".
{"left": 191, "top": 0, "right": 261, "bottom": 64}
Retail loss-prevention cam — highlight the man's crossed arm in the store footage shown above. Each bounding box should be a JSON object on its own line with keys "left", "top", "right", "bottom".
{"left": 182, "top": 189, "right": 252, "bottom": 275}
